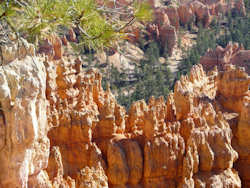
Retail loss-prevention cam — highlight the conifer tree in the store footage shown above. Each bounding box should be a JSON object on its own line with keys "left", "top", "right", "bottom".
{"left": 0, "top": 0, "right": 152, "bottom": 51}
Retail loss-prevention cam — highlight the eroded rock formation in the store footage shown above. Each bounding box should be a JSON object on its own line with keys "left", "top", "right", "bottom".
{"left": 200, "top": 42, "right": 250, "bottom": 74}
{"left": 143, "top": 0, "right": 246, "bottom": 57}
{"left": 0, "top": 40, "right": 50, "bottom": 187}
{"left": 0, "top": 26, "right": 249, "bottom": 188}
{"left": 42, "top": 40, "right": 249, "bottom": 187}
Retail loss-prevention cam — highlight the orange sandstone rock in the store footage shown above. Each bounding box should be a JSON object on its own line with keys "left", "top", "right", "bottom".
{"left": 178, "top": 4, "right": 195, "bottom": 26}
{"left": 0, "top": 40, "right": 50, "bottom": 188}
{"left": 1, "top": 37, "right": 249, "bottom": 188}
{"left": 200, "top": 43, "right": 250, "bottom": 74}
{"left": 191, "top": 1, "right": 212, "bottom": 27}
{"left": 165, "top": 7, "right": 180, "bottom": 30}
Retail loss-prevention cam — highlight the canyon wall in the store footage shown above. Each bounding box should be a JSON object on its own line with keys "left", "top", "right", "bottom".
{"left": 0, "top": 22, "right": 249, "bottom": 188}
{"left": 0, "top": 37, "right": 247, "bottom": 187}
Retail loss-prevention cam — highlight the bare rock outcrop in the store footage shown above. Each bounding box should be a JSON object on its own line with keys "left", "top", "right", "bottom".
{"left": 0, "top": 40, "right": 50, "bottom": 188}
{"left": 177, "top": 0, "right": 245, "bottom": 28}
{"left": 46, "top": 146, "right": 76, "bottom": 188}
{"left": 147, "top": 8, "right": 177, "bottom": 56}
{"left": 0, "top": 35, "right": 249, "bottom": 187}
{"left": 191, "top": 1, "right": 212, "bottom": 27}
{"left": 178, "top": 4, "right": 195, "bottom": 26}
{"left": 38, "top": 35, "right": 64, "bottom": 61}
{"left": 76, "top": 163, "right": 108, "bottom": 188}
{"left": 173, "top": 65, "right": 242, "bottom": 187}
{"left": 216, "top": 64, "right": 250, "bottom": 187}
{"left": 45, "top": 59, "right": 109, "bottom": 181}
{"left": 177, "top": 0, "right": 213, "bottom": 28}
{"left": 106, "top": 139, "right": 143, "bottom": 186}
{"left": 200, "top": 43, "right": 250, "bottom": 74}
{"left": 43, "top": 47, "right": 248, "bottom": 187}
{"left": 165, "top": 7, "right": 180, "bottom": 30}
{"left": 234, "top": 95, "right": 250, "bottom": 187}
{"left": 199, "top": 44, "right": 250, "bottom": 186}
{"left": 144, "top": 0, "right": 246, "bottom": 58}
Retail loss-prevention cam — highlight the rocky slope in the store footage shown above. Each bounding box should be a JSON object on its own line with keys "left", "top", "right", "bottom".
{"left": 0, "top": 36, "right": 249, "bottom": 187}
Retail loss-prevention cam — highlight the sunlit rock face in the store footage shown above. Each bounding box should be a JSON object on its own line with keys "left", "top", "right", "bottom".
{"left": 200, "top": 42, "right": 250, "bottom": 74}
{"left": 200, "top": 43, "right": 250, "bottom": 187}
{"left": 44, "top": 38, "right": 249, "bottom": 187}
{"left": 0, "top": 41, "right": 50, "bottom": 188}
{"left": 216, "top": 65, "right": 250, "bottom": 187}
{"left": 0, "top": 30, "right": 249, "bottom": 188}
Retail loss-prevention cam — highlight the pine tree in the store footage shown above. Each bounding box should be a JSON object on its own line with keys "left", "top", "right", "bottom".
{"left": 0, "top": 0, "right": 152, "bottom": 51}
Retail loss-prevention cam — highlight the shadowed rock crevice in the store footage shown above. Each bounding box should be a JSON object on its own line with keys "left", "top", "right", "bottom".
{"left": 0, "top": 105, "right": 6, "bottom": 152}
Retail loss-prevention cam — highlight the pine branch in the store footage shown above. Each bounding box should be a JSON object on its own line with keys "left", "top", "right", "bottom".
{"left": 77, "top": 25, "right": 101, "bottom": 40}
{"left": 0, "top": 0, "right": 152, "bottom": 51}
{"left": 116, "top": 16, "right": 135, "bottom": 32}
